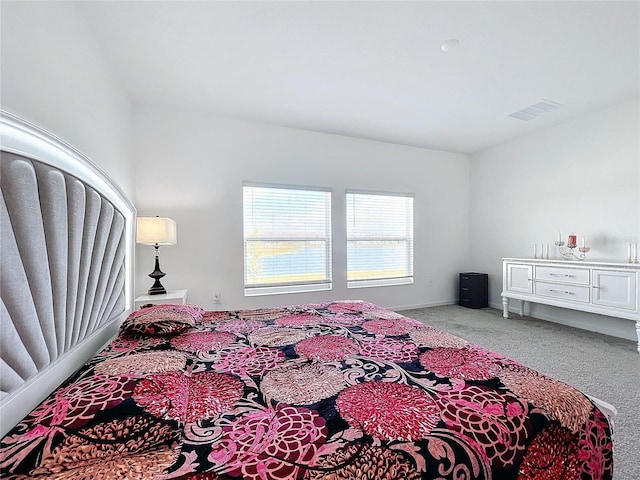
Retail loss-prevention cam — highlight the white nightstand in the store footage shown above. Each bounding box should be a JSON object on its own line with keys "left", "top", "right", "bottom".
{"left": 134, "top": 289, "right": 188, "bottom": 309}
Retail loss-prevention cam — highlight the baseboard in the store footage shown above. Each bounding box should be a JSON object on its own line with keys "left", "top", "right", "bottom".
{"left": 394, "top": 300, "right": 458, "bottom": 312}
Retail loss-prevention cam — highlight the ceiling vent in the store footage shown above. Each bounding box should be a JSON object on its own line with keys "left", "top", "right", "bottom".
{"left": 508, "top": 99, "right": 564, "bottom": 121}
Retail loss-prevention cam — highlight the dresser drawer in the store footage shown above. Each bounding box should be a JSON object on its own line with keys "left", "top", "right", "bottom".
{"left": 535, "top": 281, "right": 590, "bottom": 303}
{"left": 535, "top": 266, "right": 590, "bottom": 285}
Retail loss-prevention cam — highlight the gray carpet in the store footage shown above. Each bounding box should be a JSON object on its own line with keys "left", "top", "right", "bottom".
{"left": 399, "top": 305, "right": 640, "bottom": 480}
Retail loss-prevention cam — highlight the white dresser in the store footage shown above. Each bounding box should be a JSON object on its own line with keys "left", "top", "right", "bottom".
{"left": 501, "top": 258, "right": 640, "bottom": 352}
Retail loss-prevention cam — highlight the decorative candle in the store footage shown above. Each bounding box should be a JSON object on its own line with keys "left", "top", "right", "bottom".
{"left": 546, "top": 243, "right": 549, "bottom": 259}
{"left": 557, "top": 231, "right": 562, "bottom": 243}
{"left": 582, "top": 237, "right": 585, "bottom": 248}
{"left": 629, "top": 243, "right": 632, "bottom": 260}
{"left": 568, "top": 235, "right": 577, "bottom": 249}
{"left": 534, "top": 243, "right": 537, "bottom": 259}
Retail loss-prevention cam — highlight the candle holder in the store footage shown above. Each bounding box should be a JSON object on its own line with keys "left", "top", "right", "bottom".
{"left": 555, "top": 241, "right": 588, "bottom": 260}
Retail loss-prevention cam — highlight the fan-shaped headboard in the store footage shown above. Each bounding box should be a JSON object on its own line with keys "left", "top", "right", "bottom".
{"left": 0, "top": 111, "right": 135, "bottom": 436}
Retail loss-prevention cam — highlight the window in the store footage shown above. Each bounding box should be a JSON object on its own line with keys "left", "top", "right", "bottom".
{"left": 243, "top": 183, "right": 332, "bottom": 295}
{"left": 346, "top": 191, "right": 414, "bottom": 288}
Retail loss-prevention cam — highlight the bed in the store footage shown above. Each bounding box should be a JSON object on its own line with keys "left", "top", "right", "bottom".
{"left": 0, "top": 112, "right": 614, "bottom": 479}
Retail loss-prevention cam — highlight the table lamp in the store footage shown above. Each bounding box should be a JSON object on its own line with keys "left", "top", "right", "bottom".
{"left": 136, "top": 216, "right": 177, "bottom": 295}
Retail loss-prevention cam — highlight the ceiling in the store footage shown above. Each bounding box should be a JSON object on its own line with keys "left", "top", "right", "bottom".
{"left": 76, "top": 1, "right": 639, "bottom": 154}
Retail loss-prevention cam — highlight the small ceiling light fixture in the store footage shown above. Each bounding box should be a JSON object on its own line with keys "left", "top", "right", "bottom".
{"left": 441, "top": 39, "right": 460, "bottom": 52}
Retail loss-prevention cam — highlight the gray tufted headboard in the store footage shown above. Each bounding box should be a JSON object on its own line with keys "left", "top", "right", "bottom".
{"left": 0, "top": 111, "right": 135, "bottom": 436}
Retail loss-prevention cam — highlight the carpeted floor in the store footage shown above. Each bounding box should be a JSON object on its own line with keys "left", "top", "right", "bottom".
{"left": 399, "top": 304, "right": 640, "bottom": 480}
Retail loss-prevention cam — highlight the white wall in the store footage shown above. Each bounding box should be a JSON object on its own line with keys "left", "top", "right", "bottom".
{"left": 134, "top": 106, "right": 470, "bottom": 310}
{"left": 0, "top": 2, "right": 134, "bottom": 198}
{"left": 470, "top": 98, "right": 640, "bottom": 340}
{"left": 4, "top": 1, "right": 635, "bottom": 339}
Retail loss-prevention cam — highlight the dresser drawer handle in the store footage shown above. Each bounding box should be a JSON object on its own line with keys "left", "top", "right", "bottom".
{"left": 549, "top": 273, "right": 573, "bottom": 277}
{"left": 549, "top": 289, "right": 574, "bottom": 295}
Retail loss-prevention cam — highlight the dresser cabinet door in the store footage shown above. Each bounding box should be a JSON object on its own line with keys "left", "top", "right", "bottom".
{"left": 506, "top": 264, "right": 532, "bottom": 294}
{"left": 592, "top": 270, "right": 637, "bottom": 311}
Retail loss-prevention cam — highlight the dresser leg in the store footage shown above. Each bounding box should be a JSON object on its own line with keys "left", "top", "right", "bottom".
{"left": 502, "top": 297, "right": 509, "bottom": 318}
{"left": 636, "top": 321, "right": 640, "bottom": 354}
{"left": 519, "top": 300, "right": 525, "bottom": 317}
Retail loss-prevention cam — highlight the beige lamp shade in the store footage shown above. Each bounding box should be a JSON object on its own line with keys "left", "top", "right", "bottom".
{"left": 136, "top": 217, "right": 177, "bottom": 245}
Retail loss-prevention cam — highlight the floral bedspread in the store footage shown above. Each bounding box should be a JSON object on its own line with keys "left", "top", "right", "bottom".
{"left": 0, "top": 300, "right": 613, "bottom": 479}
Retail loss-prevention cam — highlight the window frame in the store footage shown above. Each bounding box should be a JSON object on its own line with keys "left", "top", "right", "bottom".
{"left": 243, "top": 182, "right": 332, "bottom": 296}
{"left": 346, "top": 189, "right": 414, "bottom": 289}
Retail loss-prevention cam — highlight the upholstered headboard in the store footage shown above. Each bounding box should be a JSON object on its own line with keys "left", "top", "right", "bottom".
{"left": 0, "top": 111, "right": 135, "bottom": 436}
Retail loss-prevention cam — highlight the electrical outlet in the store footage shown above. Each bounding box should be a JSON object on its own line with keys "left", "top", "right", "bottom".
{"left": 213, "top": 292, "right": 221, "bottom": 304}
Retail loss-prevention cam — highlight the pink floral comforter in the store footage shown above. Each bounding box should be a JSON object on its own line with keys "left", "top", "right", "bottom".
{"left": 0, "top": 301, "right": 613, "bottom": 479}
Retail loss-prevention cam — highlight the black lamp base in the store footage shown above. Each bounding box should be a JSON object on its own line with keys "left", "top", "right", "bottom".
{"left": 148, "top": 246, "right": 167, "bottom": 295}
{"left": 147, "top": 278, "right": 167, "bottom": 295}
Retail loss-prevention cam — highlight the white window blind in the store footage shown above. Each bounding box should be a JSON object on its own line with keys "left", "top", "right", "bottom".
{"left": 243, "top": 183, "right": 332, "bottom": 295}
{"left": 346, "top": 191, "right": 414, "bottom": 288}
